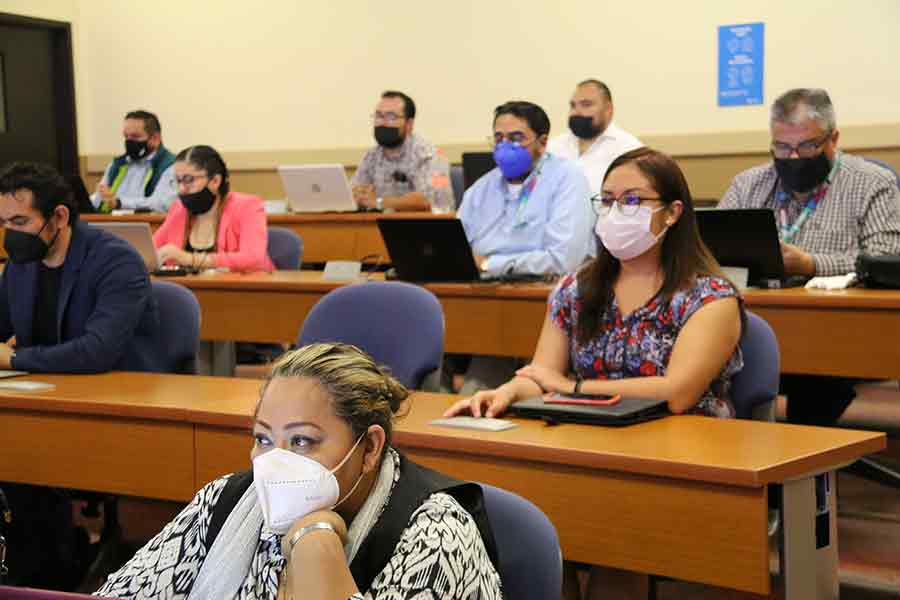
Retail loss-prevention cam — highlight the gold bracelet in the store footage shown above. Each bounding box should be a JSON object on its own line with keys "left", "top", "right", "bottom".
{"left": 288, "top": 522, "right": 337, "bottom": 554}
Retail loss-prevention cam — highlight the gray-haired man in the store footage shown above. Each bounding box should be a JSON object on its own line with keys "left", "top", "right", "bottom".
{"left": 719, "top": 88, "right": 900, "bottom": 425}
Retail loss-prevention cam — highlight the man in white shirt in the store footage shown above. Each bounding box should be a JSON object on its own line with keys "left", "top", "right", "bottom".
{"left": 547, "top": 79, "right": 642, "bottom": 194}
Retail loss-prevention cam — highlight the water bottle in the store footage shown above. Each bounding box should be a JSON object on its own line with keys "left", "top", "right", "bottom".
{"left": 430, "top": 149, "right": 454, "bottom": 214}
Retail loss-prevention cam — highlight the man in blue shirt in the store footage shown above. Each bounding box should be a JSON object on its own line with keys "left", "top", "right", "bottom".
{"left": 458, "top": 100, "right": 594, "bottom": 277}
{"left": 90, "top": 110, "right": 177, "bottom": 213}
{"left": 452, "top": 101, "right": 593, "bottom": 394}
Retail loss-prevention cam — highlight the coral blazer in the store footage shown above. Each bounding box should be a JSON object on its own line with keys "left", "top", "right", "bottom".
{"left": 154, "top": 191, "right": 274, "bottom": 272}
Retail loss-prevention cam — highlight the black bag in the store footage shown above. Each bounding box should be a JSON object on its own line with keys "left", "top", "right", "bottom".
{"left": 856, "top": 254, "right": 900, "bottom": 289}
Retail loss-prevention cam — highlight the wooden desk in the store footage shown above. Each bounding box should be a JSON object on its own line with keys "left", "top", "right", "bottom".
{"left": 176, "top": 271, "right": 549, "bottom": 360}
{"left": 0, "top": 372, "right": 885, "bottom": 598}
{"left": 78, "top": 211, "right": 453, "bottom": 264}
{"left": 174, "top": 271, "right": 900, "bottom": 379}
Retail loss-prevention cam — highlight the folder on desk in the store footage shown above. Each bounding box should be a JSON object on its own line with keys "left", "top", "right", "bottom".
{"left": 510, "top": 395, "right": 670, "bottom": 426}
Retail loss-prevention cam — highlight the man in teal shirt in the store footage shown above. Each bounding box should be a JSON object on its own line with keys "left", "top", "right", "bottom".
{"left": 91, "top": 110, "right": 177, "bottom": 213}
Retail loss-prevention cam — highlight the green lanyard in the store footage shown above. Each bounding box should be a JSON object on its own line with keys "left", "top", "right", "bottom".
{"left": 509, "top": 155, "right": 546, "bottom": 229}
{"left": 776, "top": 153, "right": 841, "bottom": 244}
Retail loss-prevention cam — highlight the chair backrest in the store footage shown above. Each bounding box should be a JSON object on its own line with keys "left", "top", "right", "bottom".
{"left": 480, "top": 484, "right": 562, "bottom": 600}
{"left": 863, "top": 156, "right": 900, "bottom": 188}
{"left": 0, "top": 587, "right": 112, "bottom": 599}
{"left": 267, "top": 227, "right": 304, "bottom": 270}
{"left": 731, "top": 311, "right": 780, "bottom": 420}
{"left": 450, "top": 164, "right": 465, "bottom": 209}
{"left": 148, "top": 280, "right": 201, "bottom": 374}
{"left": 296, "top": 281, "right": 444, "bottom": 388}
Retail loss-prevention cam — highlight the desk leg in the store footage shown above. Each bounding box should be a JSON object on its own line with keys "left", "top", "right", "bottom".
{"left": 779, "top": 471, "right": 839, "bottom": 600}
{"left": 196, "top": 341, "right": 236, "bottom": 377}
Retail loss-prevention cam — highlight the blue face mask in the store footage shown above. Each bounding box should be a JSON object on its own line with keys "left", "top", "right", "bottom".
{"left": 493, "top": 140, "right": 533, "bottom": 180}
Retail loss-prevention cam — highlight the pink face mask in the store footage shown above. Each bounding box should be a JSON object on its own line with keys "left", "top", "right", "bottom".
{"left": 595, "top": 205, "right": 667, "bottom": 261}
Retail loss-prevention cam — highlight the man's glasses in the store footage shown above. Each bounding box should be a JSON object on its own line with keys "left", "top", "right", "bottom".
{"left": 770, "top": 132, "right": 831, "bottom": 159}
{"left": 489, "top": 132, "right": 534, "bottom": 147}
{"left": 372, "top": 112, "right": 405, "bottom": 125}
{"left": 592, "top": 192, "right": 662, "bottom": 216}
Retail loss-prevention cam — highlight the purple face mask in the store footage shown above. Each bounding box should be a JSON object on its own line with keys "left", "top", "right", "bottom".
{"left": 493, "top": 141, "right": 533, "bottom": 180}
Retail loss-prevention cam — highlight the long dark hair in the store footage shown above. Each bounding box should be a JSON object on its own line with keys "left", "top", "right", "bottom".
{"left": 576, "top": 147, "right": 730, "bottom": 344}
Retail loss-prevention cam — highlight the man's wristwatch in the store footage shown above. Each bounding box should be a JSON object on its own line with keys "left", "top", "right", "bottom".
{"left": 375, "top": 197, "right": 384, "bottom": 211}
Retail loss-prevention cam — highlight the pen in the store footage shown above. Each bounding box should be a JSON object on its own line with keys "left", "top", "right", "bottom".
{"left": 546, "top": 394, "right": 621, "bottom": 406}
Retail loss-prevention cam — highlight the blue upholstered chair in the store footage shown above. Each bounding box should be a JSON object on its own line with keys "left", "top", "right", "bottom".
{"left": 481, "top": 484, "right": 562, "bottom": 600}
{"left": 297, "top": 281, "right": 444, "bottom": 389}
{"left": 147, "top": 280, "right": 201, "bottom": 374}
{"left": 731, "top": 311, "right": 780, "bottom": 420}
{"left": 266, "top": 226, "right": 304, "bottom": 270}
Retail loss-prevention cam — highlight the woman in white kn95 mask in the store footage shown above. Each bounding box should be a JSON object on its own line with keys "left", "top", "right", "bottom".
{"left": 97, "top": 343, "right": 502, "bottom": 600}
{"left": 445, "top": 148, "right": 745, "bottom": 600}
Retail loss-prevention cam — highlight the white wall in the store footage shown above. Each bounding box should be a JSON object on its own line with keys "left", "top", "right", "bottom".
{"left": 4, "top": 0, "right": 900, "bottom": 156}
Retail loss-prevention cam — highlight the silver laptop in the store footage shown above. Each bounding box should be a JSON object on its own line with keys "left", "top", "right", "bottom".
{"left": 278, "top": 164, "right": 357, "bottom": 213}
{"left": 93, "top": 222, "right": 159, "bottom": 271}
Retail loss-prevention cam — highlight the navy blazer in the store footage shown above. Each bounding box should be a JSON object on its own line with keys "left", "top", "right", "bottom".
{"left": 0, "top": 220, "right": 161, "bottom": 373}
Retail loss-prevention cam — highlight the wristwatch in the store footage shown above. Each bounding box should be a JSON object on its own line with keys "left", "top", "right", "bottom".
{"left": 375, "top": 197, "right": 384, "bottom": 211}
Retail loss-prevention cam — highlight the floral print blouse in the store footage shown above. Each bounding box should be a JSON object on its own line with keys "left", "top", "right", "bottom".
{"left": 549, "top": 273, "right": 743, "bottom": 417}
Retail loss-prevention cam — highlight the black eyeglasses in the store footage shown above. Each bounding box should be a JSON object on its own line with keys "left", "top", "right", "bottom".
{"left": 175, "top": 173, "right": 208, "bottom": 186}
{"left": 770, "top": 132, "right": 831, "bottom": 159}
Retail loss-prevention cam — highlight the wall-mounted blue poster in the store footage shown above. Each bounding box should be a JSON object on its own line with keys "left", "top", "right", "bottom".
{"left": 718, "top": 22, "right": 764, "bottom": 107}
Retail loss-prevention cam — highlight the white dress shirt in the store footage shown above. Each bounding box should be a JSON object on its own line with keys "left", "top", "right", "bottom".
{"left": 547, "top": 122, "right": 642, "bottom": 194}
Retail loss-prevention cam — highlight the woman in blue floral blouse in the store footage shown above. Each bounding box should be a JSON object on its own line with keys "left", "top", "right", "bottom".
{"left": 445, "top": 147, "right": 744, "bottom": 599}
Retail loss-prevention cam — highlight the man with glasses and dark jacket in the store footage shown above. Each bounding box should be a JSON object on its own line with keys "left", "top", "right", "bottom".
{"left": 718, "top": 88, "right": 900, "bottom": 425}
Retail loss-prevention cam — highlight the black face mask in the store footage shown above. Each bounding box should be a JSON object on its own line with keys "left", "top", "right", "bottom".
{"left": 4, "top": 218, "right": 59, "bottom": 264}
{"left": 125, "top": 139, "right": 150, "bottom": 161}
{"left": 179, "top": 187, "right": 216, "bottom": 215}
{"left": 773, "top": 152, "right": 831, "bottom": 194}
{"left": 374, "top": 126, "right": 404, "bottom": 148}
{"left": 568, "top": 115, "right": 601, "bottom": 140}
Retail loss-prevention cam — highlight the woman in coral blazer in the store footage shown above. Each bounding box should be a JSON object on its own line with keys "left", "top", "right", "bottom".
{"left": 154, "top": 145, "right": 274, "bottom": 272}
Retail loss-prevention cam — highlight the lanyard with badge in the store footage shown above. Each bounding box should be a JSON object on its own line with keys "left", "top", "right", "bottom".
{"left": 509, "top": 154, "right": 547, "bottom": 229}
{"left": 775, "top": 153, "right": 840, "bottom": 243}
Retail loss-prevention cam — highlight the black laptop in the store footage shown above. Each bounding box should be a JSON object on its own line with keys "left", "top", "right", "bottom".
{"left": 695, "top": 208, "right": 805, "bottom": 288}
{"left": 461, "top": 152, "right": 496, "bottom": 190}
{"left": 509, "top": 395, "right": 670, "bottom": 427}
{"left": 376, "top": 218, "right": 481, "bottom": 282}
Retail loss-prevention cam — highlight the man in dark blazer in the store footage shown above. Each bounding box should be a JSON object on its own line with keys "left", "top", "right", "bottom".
{"left": 0, "top": 161, "right": 159, "bottom": 373}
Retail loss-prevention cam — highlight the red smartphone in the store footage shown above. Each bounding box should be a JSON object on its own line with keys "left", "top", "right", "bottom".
{"left": 545, "top": 393, "right": 622, "bottom": 406}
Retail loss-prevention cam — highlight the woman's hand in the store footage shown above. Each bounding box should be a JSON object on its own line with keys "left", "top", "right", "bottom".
{"left": 157, "top": 244, "right": 191, "bottom": 267}
{"left": 281, "top": 510, "right": 348, "bottom": 559}
{"left": 443, "top": 386, "right": 516, "bottom": 418}
{"left": 515, "top": 363, "right": 575, "bottom": 394}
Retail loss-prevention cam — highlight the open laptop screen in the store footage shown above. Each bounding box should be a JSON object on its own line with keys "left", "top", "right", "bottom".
{"left": 695, "top": 208, "right": 785, "bottom": 283}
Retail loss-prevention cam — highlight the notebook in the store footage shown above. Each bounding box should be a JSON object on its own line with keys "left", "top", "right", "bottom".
{"left": 92, "top": 222, "right": 160, "bottom": 271}
{"left": 377, "top": 218, "right": 483, "bottom": 282}
{"left": 278, "top": 164, "right": 357, "bottom": 213}
{"left": 509, "top": 395, "right": 670, "bottom": 427}
{"left": 695, "top": 208, "right": 807, "bottom": 288}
